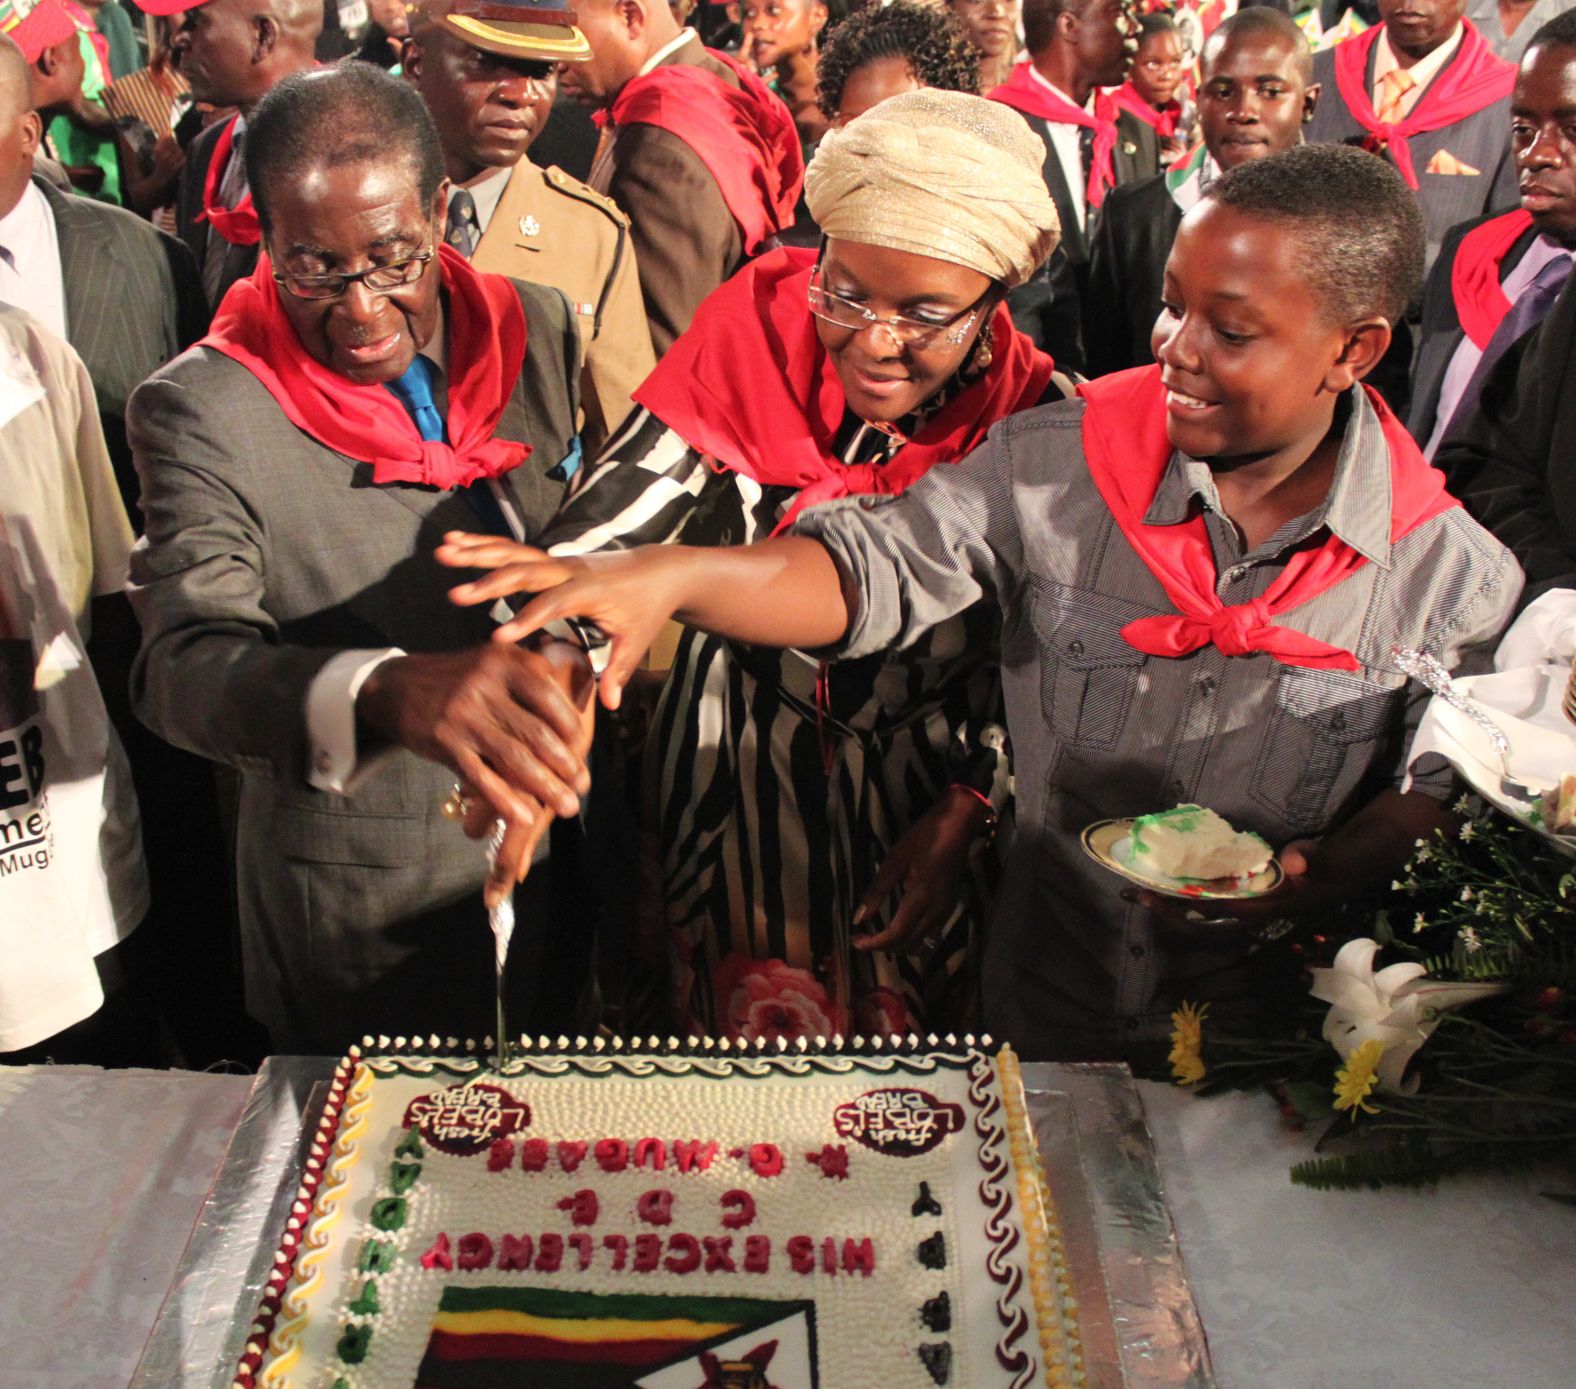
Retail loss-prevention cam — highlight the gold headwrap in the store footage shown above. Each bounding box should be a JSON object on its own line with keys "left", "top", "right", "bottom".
{"left": 804, "top": 89, "right": 1060, "bottom": 290}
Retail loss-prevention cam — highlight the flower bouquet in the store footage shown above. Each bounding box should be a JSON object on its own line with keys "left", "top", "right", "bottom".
{"left": 1172, "top": 805, "right": 1576, "bottom": 1191}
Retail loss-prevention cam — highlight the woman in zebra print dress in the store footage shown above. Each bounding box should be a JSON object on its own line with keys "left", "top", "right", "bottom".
{"left": 450, "top": 92, "right": 1067, "bottom": 1040}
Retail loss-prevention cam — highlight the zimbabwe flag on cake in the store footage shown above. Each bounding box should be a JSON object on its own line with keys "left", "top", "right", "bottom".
{"left": 416, "top": 1287, "right": 819, "bottom": 1388}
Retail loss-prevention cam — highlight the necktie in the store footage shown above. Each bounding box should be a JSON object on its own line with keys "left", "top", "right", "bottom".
{"left": 1444, "top": 255, "right": 1572, "bottom": 441}
{"left": 446, "top": 189, "right": 480, "bottom": 260}
{"left": 385, "top": 354, "right": 446, "bottom": 442}
{"left": 385, "top": 356, "right": 511, "bottom": 533}
{"left": 1375, "top": 68, "right": 1416, "bottom": 125}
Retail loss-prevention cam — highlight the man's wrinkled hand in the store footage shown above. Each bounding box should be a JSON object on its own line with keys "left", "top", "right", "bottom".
{"left": 357, "top": 642, "right": 593, "bottom": 836}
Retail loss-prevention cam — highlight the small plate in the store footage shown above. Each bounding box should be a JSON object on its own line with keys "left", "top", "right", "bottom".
{"left": 1080, "top": 818, "right": 1284, "bottom": 900}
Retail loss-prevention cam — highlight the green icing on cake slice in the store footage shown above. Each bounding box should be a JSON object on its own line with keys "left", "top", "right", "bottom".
{"left": 1129, "top": 804, "right": 1271, "bottom": 881}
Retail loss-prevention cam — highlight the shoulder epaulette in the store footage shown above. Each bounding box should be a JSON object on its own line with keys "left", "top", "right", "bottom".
{"left": 543, "top": 165, "right": 630, "bottom": 227}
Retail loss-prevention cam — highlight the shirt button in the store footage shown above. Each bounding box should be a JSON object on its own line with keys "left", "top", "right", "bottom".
{"left": 1198, "top": 675, "right": 1217, "bottom": 695}
{"left": 1330, "top": 711, "right": 1347, "bottom": 733}
{"left": 315, "top": 751, "right": 333, "bottom": 773}
{"left": 1129, "top": 943, "right": 1145, "bottom": 958}
{"left": 1226, "top": 566, "right": 1246, "bottom": 583}
{"left": 1166, "top": 780, "right": 1185, "bottom": 802}
{"left": 1067, "top": 639, "right": 1085, "bottom": 657}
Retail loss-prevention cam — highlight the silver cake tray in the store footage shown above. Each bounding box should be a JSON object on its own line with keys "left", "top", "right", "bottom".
{"left": 128, "top": 1057, "right": 1213, "bottom": 1389}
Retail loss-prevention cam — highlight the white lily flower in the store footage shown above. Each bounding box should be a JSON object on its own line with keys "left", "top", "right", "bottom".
{"left": 1308, "top": 938, "right": 1509, "bottom": 1093}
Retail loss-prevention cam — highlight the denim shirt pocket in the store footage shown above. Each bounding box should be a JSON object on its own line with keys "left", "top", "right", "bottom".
{"left": 1031, "top": 580, "right": 1153, "bottom": 752}
{"left": 1249, "top": 666, "right": 1403, "bottom": 837}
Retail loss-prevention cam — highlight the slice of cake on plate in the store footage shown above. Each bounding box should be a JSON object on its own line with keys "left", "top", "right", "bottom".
{"left": 1129, "top": 804, "right": 1272, "bottom": 882}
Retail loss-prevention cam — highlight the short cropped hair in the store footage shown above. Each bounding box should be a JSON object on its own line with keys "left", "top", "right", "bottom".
{"left": 1022, "top": 0, "right": 1081, "bottom": 56}
{"left": 1204, "top": 5, "right": 1313, "bottom": 84}
{"left": 1204, "top": 143, "right": 1425, "bottom": 324}
{"left": 246, "top": 62, "right": 447, "bottom": 236}
{"left": 1526, "top": 7, "right": 1576, "bottom": 52}
{"left": 816, "top": 1, "right": 980, "bottom": 118}
{"left": 1138, "top": 10, "right": 1176, "bottom": 43}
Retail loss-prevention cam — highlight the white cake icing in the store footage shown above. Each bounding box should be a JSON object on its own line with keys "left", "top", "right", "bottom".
{"left": 235, "top": 1038, "right": 1084, "bottom": 1389}
{"left": 1129, "top": 804, "right": 1272, "bottom": 881}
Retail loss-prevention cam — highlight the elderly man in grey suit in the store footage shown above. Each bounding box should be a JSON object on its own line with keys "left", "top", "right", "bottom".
{"left": 127, "top": 64, "right": 595, "bottom": 1055}
{"left": 154, "top": 0, "right": 323, "bottom": 308}
{"left": 0, "top": 35, "right": 207, "bottom": 515}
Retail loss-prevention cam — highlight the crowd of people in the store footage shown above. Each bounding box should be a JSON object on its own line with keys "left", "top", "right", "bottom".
{"left": 1, "top": 0, "right": 1573, "bottom": 1073}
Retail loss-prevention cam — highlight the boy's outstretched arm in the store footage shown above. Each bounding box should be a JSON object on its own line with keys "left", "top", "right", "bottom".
{"left": 439, "top": 534, "right": 851, "bottom": 709}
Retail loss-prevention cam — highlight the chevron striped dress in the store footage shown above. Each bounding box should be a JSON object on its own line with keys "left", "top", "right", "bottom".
{"left": 542, "top": 405, "right": 1012, "bottom": 1041}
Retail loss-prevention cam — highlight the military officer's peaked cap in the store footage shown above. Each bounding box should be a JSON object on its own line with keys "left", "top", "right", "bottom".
{"left": 414, "top": 0, "right": 591, "bottom": 63}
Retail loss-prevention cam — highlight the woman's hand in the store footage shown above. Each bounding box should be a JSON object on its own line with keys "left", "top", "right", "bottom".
{"left": 852, "top": 786, "right": 994, "bottom": 955}
{"left": 439, "top": 533, "right": 693, "bottom": 711}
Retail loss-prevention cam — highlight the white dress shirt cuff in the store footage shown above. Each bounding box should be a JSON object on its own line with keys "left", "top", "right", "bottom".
{"left": 306, "top": 647, "right": 407, "bottom": 794}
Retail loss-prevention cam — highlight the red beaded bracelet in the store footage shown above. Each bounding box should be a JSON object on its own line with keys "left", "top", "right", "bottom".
{"left": 949, "top": 783, "right": 1000, "bottom": 841}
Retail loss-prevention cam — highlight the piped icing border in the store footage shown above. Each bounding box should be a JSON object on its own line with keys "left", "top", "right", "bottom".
{"left": 971, "top": 1050, "right": 1035, "bottom": 1388}
{"left": 997, "top": 1047, "right": 1085, "bottom": 1389}
{"left": 233, "top": 1052, "right": 360, "bottom": 1389}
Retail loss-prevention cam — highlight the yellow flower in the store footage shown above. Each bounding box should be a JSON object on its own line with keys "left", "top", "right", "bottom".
{"left": 1333, "top": 1039, "right": 1385, "bottom": 1115}
{"left": 1169, "top": 1001, "right": 1209, "bottom": 1085}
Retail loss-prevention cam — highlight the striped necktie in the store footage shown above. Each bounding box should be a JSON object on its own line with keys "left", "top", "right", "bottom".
{"left": 446, "top": 188, "right": 480, "bottom": 260}
{"left": 1375, "top": 68, "right": 1416, "bottom": 125}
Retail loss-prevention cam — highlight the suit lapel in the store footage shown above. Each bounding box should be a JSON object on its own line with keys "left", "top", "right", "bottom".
{"left": 494, "top": 384, "right": 557, "bottom": 538}
{"left": 179, "top": 123, "right": 222, "bottom": 265}
{"left": 38, "top": 178, "right": 116, "bottom": 343}
{"left": 1029, "top": 126, "right": 1087, "bottom": 264}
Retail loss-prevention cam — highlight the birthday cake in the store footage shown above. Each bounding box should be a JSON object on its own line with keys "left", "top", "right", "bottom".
{"left": 235, "top": 1035, "right": 1084, "bottom": 1389}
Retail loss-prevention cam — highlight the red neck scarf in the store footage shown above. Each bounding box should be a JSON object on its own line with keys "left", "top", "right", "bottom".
{"left": 200, "top": 244, "right": 530, "bottom": 489}
{"left": 989, "top": 65, "right": 1120, "bottom": 210}
{"left": 1451, "top": 208, "right": 1536, "bottom": 349}
{"left": 1113, "top": 82, "right": 1180, "bottom": 139}
{"left": 605, "top": 48, "right": 804, "bottom": 255}
{"left": 198, "top": 116, "right": 261, "bottom": 248}
{"left": 633, "top": 247, "right": 1056, "bottom": 534}
{"left": 1076, "top": 367, "right": 1459, "bottom": 671}
{"left": 1331, "top": 22, "right": 1516, "bottom": 189}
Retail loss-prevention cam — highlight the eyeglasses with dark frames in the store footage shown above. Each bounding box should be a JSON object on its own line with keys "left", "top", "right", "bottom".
{"left": 271, "top": 247, "right": 436, "bottom": 301}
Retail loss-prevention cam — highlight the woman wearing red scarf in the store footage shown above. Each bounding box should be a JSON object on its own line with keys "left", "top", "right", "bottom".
{"left": 446, "top": 91, "right": 1064, "bottom": 1042}
{"left": 445, "top": 145, "right": 1522, "bottom": 1064}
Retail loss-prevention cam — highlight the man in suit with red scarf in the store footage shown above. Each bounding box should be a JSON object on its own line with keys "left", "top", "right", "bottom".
{"left": 148, "top": 0, "right": 321, "bottom": 307}
{"left": 558, "top": 0, "right": 804, "bottom": 354}
{"left": 989, "top": 0, "right": 1157, "bottom": 284}
{"left": 1410, "top": 10, "right": 1576, "bottom": 458}
{"left": 126, "top": 64, "right": 595, "bottom": 1054}
{"left": 1083, "top": 6, "right": 1320, "bottom": 377}
{"left": 1306, "top": 0, "right": 1518, "bottom": 269}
